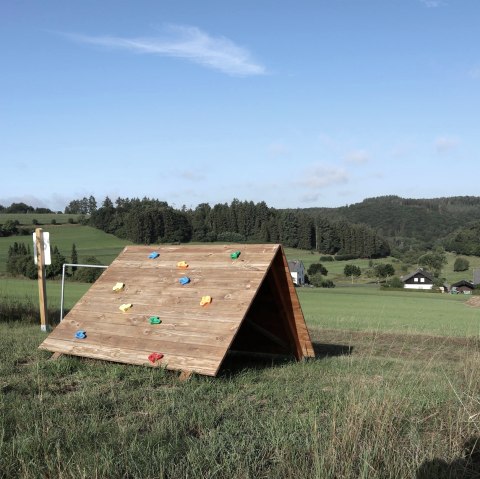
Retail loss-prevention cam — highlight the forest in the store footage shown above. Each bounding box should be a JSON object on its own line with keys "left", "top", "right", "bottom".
{"left": 87, "top": 197, "right": 390, "bottom": 259}
{"left": 3, "top": 194, "right": 480, "bottom": 260}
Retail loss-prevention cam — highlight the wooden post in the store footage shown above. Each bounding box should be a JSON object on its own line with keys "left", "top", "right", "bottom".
{"left": 35, "top": 228, "right": 48, "bottom": 332}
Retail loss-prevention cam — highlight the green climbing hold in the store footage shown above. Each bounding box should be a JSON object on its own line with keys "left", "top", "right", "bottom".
{"left": 230, "top": 251, "right": 241, "bottom": 259}
{"left": 149, "top": 316, "right": 161, "bottom": 325}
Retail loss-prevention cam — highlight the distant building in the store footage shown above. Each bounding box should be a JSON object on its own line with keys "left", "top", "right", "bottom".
{"left": 400, "top": 268, "right": 434, "bottom": 290}
{"left": 473, "top": 269, "right": 480, "bottom": 286}
{"left": 451, "top": 280, "right": 475, "bottom": 294}
{"left": 288, "top": 260, "right": 305, "bottom": 286}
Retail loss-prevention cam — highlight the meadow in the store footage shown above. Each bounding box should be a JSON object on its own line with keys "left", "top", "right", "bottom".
{"left": 2, "top": 231, "right": 480, "bottom": 477}
{"left": 1, "top": 283, "right": 480, "bottom": 477}
{"left": 0, "top": 225, "right": 130, "bottom": 274}
{"left": 0, "top": 213, "right": 82, "bottom": 225}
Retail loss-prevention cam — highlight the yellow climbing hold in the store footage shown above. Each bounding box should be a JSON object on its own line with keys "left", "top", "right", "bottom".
{"left": 177, "top": 261, "right": 189, "bottom": 269}
{"left": 200, "top": 296, "right": 212, "bottom": 306}
{"left": 112, "top": 282, "right": 125, "bottom": 292}
{"left": 119, "top": 303, "right": 133, "bottom": 312}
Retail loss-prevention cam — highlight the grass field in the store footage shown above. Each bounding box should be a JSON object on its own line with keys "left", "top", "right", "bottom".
{"left": 0, "top": 213, "right": 82, "bottom": 225}
{"left": 2, "top": 237, "right": 480, "bottom": 477}
{"left": 1, "top": 312, "right": 480, "bottom": 477}
{"left": 0, "top": 225, "right": 130, "bottom": 273}
{"left": 299, "top": 286, "right": 480, "bottom": 337}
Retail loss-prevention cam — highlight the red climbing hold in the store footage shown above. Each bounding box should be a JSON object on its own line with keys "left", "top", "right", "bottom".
{"left": 148, "top": 352, "right": 164, "bottom": 364}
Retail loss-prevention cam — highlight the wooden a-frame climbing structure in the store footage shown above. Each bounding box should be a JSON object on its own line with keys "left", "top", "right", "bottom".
{"left": 39, "top": 244, "right": 314, "bottom": 376}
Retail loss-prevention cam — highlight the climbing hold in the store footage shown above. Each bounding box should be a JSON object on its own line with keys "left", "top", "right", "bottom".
{"left": 119, "top": 303, "right": 133, "bottom": 312}
{"left": 149, "top": 316, "right": 161, "bottom": 324}
{"left": 200, "top": 295, "right": 212, "bottom": 306}
{"left": 75, "top": 330, "right": 87, "bottom": 339}
{"left": 177, "top": 261, "right": 189, "bottom": 269}
{"left": 230, "top": 251, "right": 241, "bottom": 259}
{"left": 148, "top": 352, "right": 164, "bottom": 364}
{"left": 179, "top": 276, "right": 190, "bottom": 285}
{"left": 148, "top": 252, "right": 160, "bottom": 259}
{"left": 112, "top": 282, "right": 125, "bottom": 292}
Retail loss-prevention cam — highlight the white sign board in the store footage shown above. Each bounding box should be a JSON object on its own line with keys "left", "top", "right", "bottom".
{"left": 33, "top": 232, "right": 52, "bottom": 265}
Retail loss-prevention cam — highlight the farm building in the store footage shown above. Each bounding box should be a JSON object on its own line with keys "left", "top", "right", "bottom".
{"left": 401, "top": 268, "right": 434, "bottom": 290}
{"left": 287, "top": 260, "right": 305, "bottom": 286}
{"left": 451, "top": 279, "right": 475, "bottom": 294}
{"left": 39, "top": 244, "right": 314, "bottom": 377}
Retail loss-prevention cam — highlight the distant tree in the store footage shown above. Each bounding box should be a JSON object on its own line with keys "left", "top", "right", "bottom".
{"left": 7, "top": 202, "right": 34, "bottom": 213}
{"left": 46, "top": 245, "right": 66, "bottom": 279}
{"left": 309, "top": 273, "right": 324, "bottom": 287}
{"left": 307, "top": 263, "right": 328, "bottom": 276}
{"left": 71, "top": 243, "right": 78, "bottom": 274}
{"left": 454, "top": 257, "right": 470, "bottom": 272}
{"left": 418, "top": 248, "right": 447, "bottom": 277}
{"left": 74, "top": 256, "right": 103, "bottom": 283}
{"left": 344, "top": 264, "right": 361, "bottom": 283}
{"left": 0, "top": 220, "right": 19, "bottom": 237}
{"left": 88, "top": 195, "right": 97, "bottom": 213}
{"left": 375, "top": 263, "right": 395, "bottom": 282}
{"left": 388, "top": 276, "right": 404, "bottom": 288}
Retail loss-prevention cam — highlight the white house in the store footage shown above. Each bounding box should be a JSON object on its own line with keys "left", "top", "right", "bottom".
{"left": 287, "top": 260, "right": 305, "bottom": 286}
{"left": 400, "top": 268, "right": 434, "bottom": 290}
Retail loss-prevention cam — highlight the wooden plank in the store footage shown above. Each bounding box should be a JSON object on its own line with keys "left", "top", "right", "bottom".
{"left": 49, "top": 318, "right": 236, "bottom": 348}
{"left": 39, "top": 338, "right": 219, "bottom": 376}
{"left": 278, "top": 246, "right": 315, "bottom": 357}
{"left": 60, "top": 310, "right": 241, "bottom": 332}
{"left": 42, "top": 326, "right": 226, "bottom": 360}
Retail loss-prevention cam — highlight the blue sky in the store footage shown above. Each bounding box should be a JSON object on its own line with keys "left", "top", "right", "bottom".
{"left": 1, "top": 0, "right": 479, "bottom": 211}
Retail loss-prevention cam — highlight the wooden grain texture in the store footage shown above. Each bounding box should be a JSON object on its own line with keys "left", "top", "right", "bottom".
{"left": 39, "top": 243, "right": 314, "bottom": 376}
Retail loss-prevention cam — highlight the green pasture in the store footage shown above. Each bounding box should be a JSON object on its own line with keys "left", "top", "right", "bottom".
{"left": 2, "top": 243, "right": 480, "bottom": 476}
{"left": 0, "top": 225, "right": 130, "bottom": 273}
{"left": 298, "top": 286, "right": 480, "bottom": 337}
{"left": 1, "top": 317, "right": 480, "bottom": 477}
{"left": 0, "top": 278, "right": 90, "bottom": 311}
{"left": 0, "top": 213, "right": 82, "bottom": 225}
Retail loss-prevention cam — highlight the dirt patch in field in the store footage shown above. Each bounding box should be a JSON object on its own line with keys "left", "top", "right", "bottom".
{"left": 310, "top": 328, "right": 480, "bottom": 363}
{"left": 466, "top": 296, "right": 480, "bottom": 308}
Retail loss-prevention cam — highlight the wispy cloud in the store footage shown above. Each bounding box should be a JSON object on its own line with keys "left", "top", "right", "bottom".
{"left": 420, "top": 0, "right": 445, "bottom": 7}
{"left": 299, "top": 164, "right": 349, "bottom": 189}
{"left": 267, "top": 142, "right": 291, "bottom": 159}
{"left": 344, "top": 150, "right": 369, "bottom": 165}
{"left": 178, "top": 169, "right": 206, "bottom": 181}
{"left": 67, "top": 25, "right": 266, "bottom": 76}
{"left": 469, "top": 67, "right": 480, "bottom": 79}
{"left": 434, "top": 136, "right": 459, "bottom": 153}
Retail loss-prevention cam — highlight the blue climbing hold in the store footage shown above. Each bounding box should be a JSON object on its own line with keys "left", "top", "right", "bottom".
{"left": 75, "top": 330, "right": 87, "bottom": 339}
{"left": 179, "top": 276, "right": 190, "bottom": 285}
{"left": 148, "top": 252, "right": 160, "bottom": 259}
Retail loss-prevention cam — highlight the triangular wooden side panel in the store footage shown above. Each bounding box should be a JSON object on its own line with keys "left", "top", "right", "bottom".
{"left": 39, "top": 244, "right": 314, "bottom": 376}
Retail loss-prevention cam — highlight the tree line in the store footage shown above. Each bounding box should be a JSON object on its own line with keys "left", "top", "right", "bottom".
{"left": 83, "top": 196, "right": 390, "bottom": 258}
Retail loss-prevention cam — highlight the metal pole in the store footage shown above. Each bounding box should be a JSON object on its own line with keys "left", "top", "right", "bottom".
{"left": 59, "top": 263, "right": 108, "bottom": 322}
{"left": 60, "top": 264, "right": 66, "bottom": 323}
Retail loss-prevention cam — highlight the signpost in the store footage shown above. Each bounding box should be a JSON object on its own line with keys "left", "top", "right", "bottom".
{"left": 33, "top": 228, "right": 51, "bottom": 331}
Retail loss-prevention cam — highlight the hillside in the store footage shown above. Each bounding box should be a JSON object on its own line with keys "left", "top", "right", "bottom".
{"left": 304, "top": 196, "right": 480, "bottom": 247}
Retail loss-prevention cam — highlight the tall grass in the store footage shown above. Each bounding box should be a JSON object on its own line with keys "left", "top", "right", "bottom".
{"left": 1, "top": 321, "right": 480, "bottom": 478}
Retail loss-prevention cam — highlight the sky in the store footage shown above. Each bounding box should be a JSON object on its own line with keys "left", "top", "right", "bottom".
{"left": 1, "top": 0, "right": 479, "bottom": 212}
